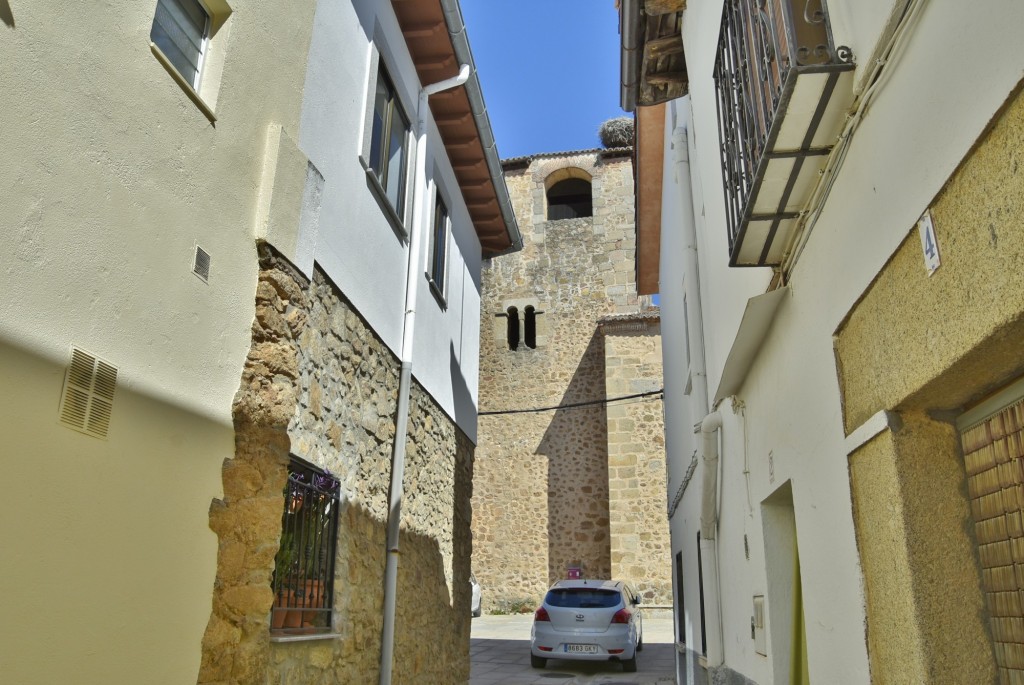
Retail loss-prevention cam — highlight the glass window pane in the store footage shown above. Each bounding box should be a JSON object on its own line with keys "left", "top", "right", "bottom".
{"left": 151, "top": 0, "right": 208, "bottom": 87}
{"left": 369, "top": 77, "right": 389, "bottom": 174}
{"left": 431, "top": 198, "right": 447, "bottom": 284}
{"left": 385, "top": 112, "right": 406, "bottom": 214}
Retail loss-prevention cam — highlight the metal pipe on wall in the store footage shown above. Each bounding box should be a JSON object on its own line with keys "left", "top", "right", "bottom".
{"left": 378, "top": 64, "right": 470, "bottom": 685}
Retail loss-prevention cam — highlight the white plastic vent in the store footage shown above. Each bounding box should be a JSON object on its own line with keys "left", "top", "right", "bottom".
{"left": 59, "top": 348, "right": 117, "bottom": 439}
{"left": 193, "top": 245, "right": 211, "bottom": 282}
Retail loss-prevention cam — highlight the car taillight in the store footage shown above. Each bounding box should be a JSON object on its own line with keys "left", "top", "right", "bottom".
{"left": 534, "top": 607, "right": 550, "bottom": 622}
{"left": 611, "top": 608, "right": 631, "bottom": 624}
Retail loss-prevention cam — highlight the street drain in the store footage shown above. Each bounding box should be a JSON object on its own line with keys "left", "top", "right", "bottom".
{"left": 539, "top": 674, "right": 573, "bottom": 679}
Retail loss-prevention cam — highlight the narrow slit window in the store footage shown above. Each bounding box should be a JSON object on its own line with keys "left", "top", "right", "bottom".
{"left": 506, "top": 306, "right": 520, "bottom": 351}
{"left": 429, "top": 193, "right": 448, "bottom": 295}
{"left": 697, "top": 531, "right": 706, "bottom": 656}
{"left": 524, "top": 306, "right": 537, "bottom": 349}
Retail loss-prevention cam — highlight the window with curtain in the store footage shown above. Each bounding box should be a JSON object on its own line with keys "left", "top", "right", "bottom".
{"left": 151, "top": 0, "right": 209, "bottom": 88}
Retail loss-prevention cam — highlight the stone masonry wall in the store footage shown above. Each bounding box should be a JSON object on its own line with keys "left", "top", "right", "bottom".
{"left": 602, "top": 321, "right": 671, "bottom": 604}
{"left": 473, "top": 151, "right": 669, "bottom": 611}
{"left": 199, "top": 244, "right": 473, "bottom": 684}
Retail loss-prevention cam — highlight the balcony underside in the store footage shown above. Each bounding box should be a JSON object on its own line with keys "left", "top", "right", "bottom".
{"left": 730, "top": 65, "right": 855, "bottom": 267}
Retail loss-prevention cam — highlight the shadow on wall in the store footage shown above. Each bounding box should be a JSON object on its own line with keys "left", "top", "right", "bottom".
{"left": 0, "top": 1, "right": 13, "bottom": 28}
{"left": 450, "top": 341, "right": 476, "bottom": 435}
{"left": 0, "top": 337, "right": 231, "bottom": 685}
{"left": 537, "top": 331, "right": 611, "bottom": 584}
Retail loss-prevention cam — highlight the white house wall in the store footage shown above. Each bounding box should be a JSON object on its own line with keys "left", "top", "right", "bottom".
{"left": 299, "top": 0, "right": 482, "bottom": 440}
{"left": 0, "top": 1, "right": 317, "bottom": 682}
{"left": 664, "top": 0, "right": 1024, "bottom": 682}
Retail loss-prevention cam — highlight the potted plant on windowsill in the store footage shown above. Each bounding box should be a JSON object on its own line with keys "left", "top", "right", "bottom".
{"left": 270, "top": 469, "right": 338, "bottom": 634}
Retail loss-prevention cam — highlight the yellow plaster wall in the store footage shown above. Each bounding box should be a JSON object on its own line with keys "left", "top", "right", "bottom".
{"left": 849, "top": 430, "right": 928, "bottom": 683}
{"left": 836, "top": 85, "right": 1024, "bottom": 684}
{"left": 850, "top": 414, "right": 995, "bottom": 683}
{"left": 836, "top": 85, "right": 1024, "bottom": 433}
{"left": 0, "top": 1, "right": 317, "bottom": 683}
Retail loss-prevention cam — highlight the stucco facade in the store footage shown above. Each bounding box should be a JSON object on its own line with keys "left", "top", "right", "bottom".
{"left": 627, "top": 0, "right": 1024, "bottom": 683}
{"left": 1, "top": 1, "right": 512, "bottom": 683}
{"left": 472, "top": 150, "right": 672, "bottom": 612}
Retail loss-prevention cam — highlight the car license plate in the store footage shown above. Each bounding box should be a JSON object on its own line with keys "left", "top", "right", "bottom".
{"left": 564, "top": 644, "right": 598, "bottom": 654}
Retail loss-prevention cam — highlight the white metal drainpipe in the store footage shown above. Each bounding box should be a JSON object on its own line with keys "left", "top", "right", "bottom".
{"left": 672, "top": 118, "right": 726, "bottom": 669}
{"left": 379, "top": 63, "right": 470, "bottom": 685}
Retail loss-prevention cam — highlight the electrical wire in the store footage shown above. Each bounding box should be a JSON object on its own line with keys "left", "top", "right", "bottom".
{"left": 478, "top": 389, "right": 664, "bottom": 416}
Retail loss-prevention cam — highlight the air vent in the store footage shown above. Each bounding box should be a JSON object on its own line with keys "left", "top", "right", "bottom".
{"left": 193, "top": 245, "right": 211, "bottom": 282}
{"left": 59, "top": 347, "right": 117, "bottom": 439}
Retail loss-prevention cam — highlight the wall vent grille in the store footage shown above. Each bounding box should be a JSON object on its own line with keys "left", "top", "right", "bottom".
{"left": 59, "top": 348, "right": 117, "bottom": 439}
{"left": 193, "top": 245, "right": 211, "bottom": 282}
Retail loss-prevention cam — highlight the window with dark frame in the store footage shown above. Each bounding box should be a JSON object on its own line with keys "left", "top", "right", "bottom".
{"left": 697, "top": 532, "right": 706, "bottom": 655}
{"left": 429, "top": 193, "right": 448, "bottom": 295}
{"left": 546, "top": 178, "right": 593, "bottom": 220}
{"left": 524, "top": 306, "right": 537, "bottom": 349}
{"left": 270, "top": 456, "right": 340, "bottom": 636}
{"left": 151, "top": 0, "right": 209, "bottom": 89}
{"left": 506, "top": 306, "right": 520, "bottom": 351}
{"left": 369, "top": 65, "right": 411, "bottom": 222}
{"left": 675, "top": 551, "right": 685, "bottom": 642}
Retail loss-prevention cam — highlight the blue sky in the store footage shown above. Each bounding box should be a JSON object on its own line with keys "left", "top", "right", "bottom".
{"left": 461, "top": 0, "right": 627, "bottom": 160}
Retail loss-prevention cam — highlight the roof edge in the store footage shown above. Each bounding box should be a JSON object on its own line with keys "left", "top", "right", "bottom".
{"left": 439, "top": 0, "right": 523, "bottom": 255}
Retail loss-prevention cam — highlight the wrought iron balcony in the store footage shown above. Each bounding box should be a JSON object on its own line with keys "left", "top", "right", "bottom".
{"left": 714, "top": 0, "right": 854, "bottom": 267}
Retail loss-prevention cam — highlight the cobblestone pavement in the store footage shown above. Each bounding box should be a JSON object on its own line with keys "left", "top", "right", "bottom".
{"left": 469, "top": 613, "right": 677, "bottom": 685}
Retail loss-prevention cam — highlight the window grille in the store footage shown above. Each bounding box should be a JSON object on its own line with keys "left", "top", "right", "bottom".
{"left": 151, "top": 0, "right": 209, "bottom": 89}
{"left": 271, "top": 457, "right": 340, "bottom": 635}
{"left": 369, "top": 66, "right": 411, "bottom": 221}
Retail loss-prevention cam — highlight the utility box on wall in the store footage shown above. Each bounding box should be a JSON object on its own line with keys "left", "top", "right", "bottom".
{"left": 753, "top": 595, "right": 767, "bottom": 656}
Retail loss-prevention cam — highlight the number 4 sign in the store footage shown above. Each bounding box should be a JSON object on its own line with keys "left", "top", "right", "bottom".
{"left": 918, "top": 209, "right": 941, "bottom": 275}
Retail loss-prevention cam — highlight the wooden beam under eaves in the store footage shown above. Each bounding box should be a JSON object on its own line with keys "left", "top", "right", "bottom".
{"left": 435, "top": 111, "right": 473, "bottom": 126}
{"left": 645, "top": 35, "right": 684, "bottom": 58}
{"left": 645, "top": 0, "right": 686, "bottom": 14}
{"left": 403, "top": 21, "right": 445, "bottom": 38}
{"left": 419, "top": 54, "right": 456, "bottom": 70}
{"left": 646, "top": 71, "right": 687, "bottom": 85}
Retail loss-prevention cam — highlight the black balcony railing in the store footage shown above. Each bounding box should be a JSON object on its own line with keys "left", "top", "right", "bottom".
{"left": 714, "top": 0, "right": 853, "bottom": 266}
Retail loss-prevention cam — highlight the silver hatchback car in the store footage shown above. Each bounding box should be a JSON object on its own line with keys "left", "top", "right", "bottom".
{"left": 530, "top": 579, "right": 643, "bottom": 672}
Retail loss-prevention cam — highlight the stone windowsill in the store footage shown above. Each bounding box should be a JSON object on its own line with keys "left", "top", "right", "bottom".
{"left": 270, "top": 632, "right": 342, "bottom": 644}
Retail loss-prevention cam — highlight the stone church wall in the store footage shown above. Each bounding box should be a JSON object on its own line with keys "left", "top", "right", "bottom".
{"left": 473, "top": 151, "right": 671, "bottom": 611}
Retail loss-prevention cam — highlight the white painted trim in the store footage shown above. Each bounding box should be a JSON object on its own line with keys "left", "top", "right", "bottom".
{"left": 957, "top": 376, "right": 1024, "bottom": 432}
{"left": 845, "top": 410, "right": 896, "bottom": 454}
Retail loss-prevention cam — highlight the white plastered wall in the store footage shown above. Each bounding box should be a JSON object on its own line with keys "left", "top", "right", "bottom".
{"left": 664, "top": 0, "right": 1024, "bottom": 681}
{"left": 0, "top": 1, "right": 313, "bottom": 682}
{"left": 299, "top": 0, "right": 482, "bottom": 441}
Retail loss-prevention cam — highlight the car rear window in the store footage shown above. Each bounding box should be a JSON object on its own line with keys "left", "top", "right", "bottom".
{"left": 545, "top": 588, "right": 621, "bottom": 608}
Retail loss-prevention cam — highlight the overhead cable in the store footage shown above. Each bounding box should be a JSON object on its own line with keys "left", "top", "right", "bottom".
{"left": 478, "top": 389, "right": 664, "bottom": 416}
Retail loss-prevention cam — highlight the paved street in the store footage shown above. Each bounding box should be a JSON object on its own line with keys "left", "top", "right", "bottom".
{"left": 469, "top": 612, "right": 677, "bottom": 685}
